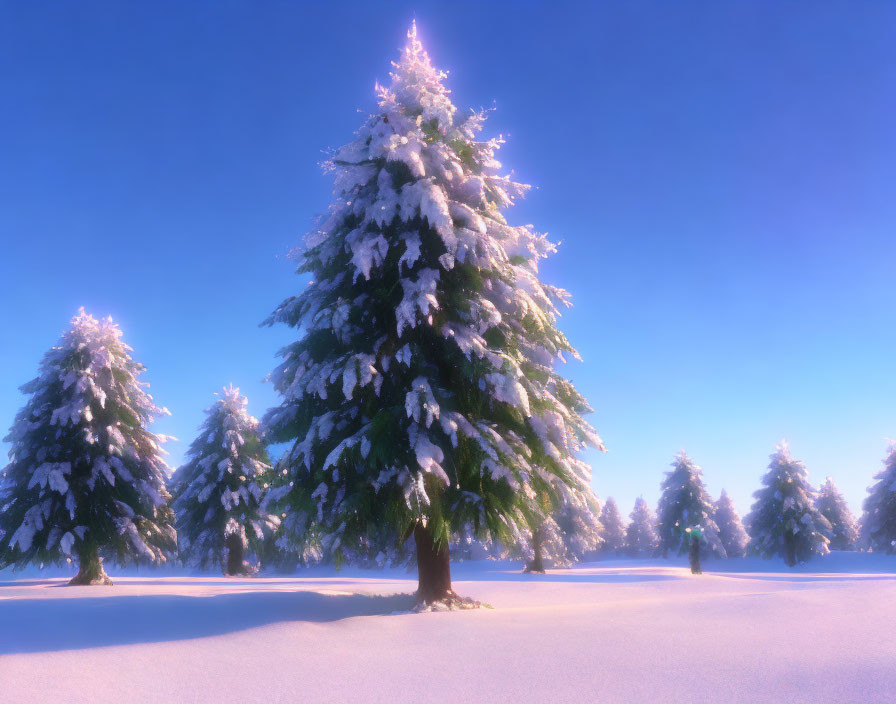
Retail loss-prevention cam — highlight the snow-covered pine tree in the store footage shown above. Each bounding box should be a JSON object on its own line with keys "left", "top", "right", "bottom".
{"left": 656, "top": 452, "right": 725, "bottom": 559}
{"left": 861, "top": 443, "right": 896, "bottom": 554}
{"left": 598, "top": 497, "right": 626, "bottom": 555}
{"left": 0, "top": 309, "right": 176, "bottom": 585}
{"left": 815, "top": 477, "right": 858, "bottom": 551}
{"left": 713, "top": 489, "right": 748, "bottom": 558}
{"left": 262, "top": 23, "right": 603, "bottom": 604}
{"left": 172, "top": 385, "right": 279, "bottom": 574}
{"left": 624, "top": 497, "right": 658, "bottom": 557}
{"left": 525, "top": 489, "right": 602, "bottom": 571}
{"left": 745, "top": 442, "right": 831, "bottom": 566}
{"left": 553, "top": 489, "right": 603, "bottom": 562}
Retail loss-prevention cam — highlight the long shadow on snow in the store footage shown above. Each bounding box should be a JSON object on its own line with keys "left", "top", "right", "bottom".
{"left": 0, "top": 590, "right": 416, "bottom": 655}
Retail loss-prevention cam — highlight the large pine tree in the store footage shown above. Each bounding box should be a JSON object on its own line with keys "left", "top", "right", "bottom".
{"left": 172, "top": 386, "right": 279, "bottom": 574}
{"left": 815, "top": 477, "right": 858, "bottom": 551}
{"left": 0, "top": 310, "right": 176, "bottom": 584}
{"left": 625, "top": 496, "right": 658, "bottom": 557}
{"left": 263, "top": 24, "right": 602, "bottom": 603}
{"left": 598, "top": 497, "right": 626, "bottom": 555}
{"left": 713, "top": 489, "right": 748, "bottom": 558}
{"left": 656, "top": 452, "right": 725, "bottom": 559}
{"left": 861, "top": 444, "right": 896, "bottom": 554}
{"left": 745, "top": 443, "right": 830, "bottom": 566}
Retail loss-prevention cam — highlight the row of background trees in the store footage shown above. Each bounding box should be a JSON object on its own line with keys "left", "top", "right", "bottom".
{"left": 2, "top": 26, "right": 895, "bottom": 599}
{"left": 1, "top": 311, "right": 894, "bottom": 584}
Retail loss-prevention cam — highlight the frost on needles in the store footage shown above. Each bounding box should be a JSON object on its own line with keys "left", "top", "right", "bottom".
{"left": 263, "top": 23, "right": 602, "bottom": 603}
{"left": 745, "top": 442, "right": 831, "bottom": 566}
{"left": 172, "top": 386, "right": 279, "bottom": 575}
{"left": 0, "top": 309, "right": 176, "bottom": 585}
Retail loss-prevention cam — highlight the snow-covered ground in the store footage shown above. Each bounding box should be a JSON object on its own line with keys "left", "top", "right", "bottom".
{"left": 2, "top": 553, "right": 894, "bottom": 703}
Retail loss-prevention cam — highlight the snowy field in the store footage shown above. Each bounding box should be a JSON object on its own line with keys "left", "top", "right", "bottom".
{"left": 1, "top": 553, "right": 895, "bottom": 703}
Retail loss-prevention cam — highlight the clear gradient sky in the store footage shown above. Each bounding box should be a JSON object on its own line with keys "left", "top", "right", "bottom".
{"left": 1, "top": 1, "right": 895, "bottom": 518}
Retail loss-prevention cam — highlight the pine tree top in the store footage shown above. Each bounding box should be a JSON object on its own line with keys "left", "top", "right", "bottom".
{"left": 756, "top": 441, "right": 815, "bottom": 497}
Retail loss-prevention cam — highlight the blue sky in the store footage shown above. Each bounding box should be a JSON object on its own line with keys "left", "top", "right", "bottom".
{"left": 1, "top": 1, "right": 894, "bottom": 518}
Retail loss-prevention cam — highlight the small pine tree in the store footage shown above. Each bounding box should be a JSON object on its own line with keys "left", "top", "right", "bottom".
{"left": 598, "top": 497, "right": 627, "bottom": 555}
{"left": 172, "top": 386, "right": 279, "bottom": 574}
{"left": 861, "top": 443, "right": 896, "bottom": 554}
{"left": 713, "top": 489, "right": 748, "bottom": 558}
{"left": 262, "top": 24, "right": 603, "bottom": 603}
{"left": 624, "top": 497, "right": 658, "bottom": 557}
{"left": 553, "top": 490, "right": 603, "bottom": 562}
{"left": 525, "top": 489, "right": 603, "bottom": 571}
{"left": 657, "top": 452, "right": 725, "bottom": 559}
{"left": 0, "top": 309, "right": 176, "bottom": 585}
{"left": 745, "top": 442, "right": 831, "bottom": 566}
{"left": 815, "top": 477, "right": 858, "bottom": 551}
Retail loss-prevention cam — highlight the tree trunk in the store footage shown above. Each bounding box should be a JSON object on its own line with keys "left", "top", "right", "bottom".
{"left": 525, "top": 527, "right": 546, "bottom": 573}
{"left": 784, "top": 533, "right": 797, "bottom": 568}
{"left": 68, "top": 543, "right": 112, "bottom": 586}
{"left": 414, "top": 523, "right": 453, "bottom": 604}
{"left": 224, "top": 532, "right": 249, "bottom": 576}
{"left": 688, "top": 535, "right": 702, "bottom": 575}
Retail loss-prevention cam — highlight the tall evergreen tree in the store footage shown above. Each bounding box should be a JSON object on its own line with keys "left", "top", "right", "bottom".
{"left": 861, "top": 444, "right": 896, "bottom": 554}
{"left": 625, "top": 497, "right": 658, "bottom": 557}
{"left": 656, "top": 452, "right": 725, "bottom": 559}
{"left": 263, "top": 24, "right": 602, "bottom": 603}
{"left": 713, "top": 489, "right": 748, "bottom": 558}
{"left": 0, "top": 310, "right": 176, "bottom": 584}
{"left": 745, "top": 442, "right": 830, "bottom": 566}
{"left": 172, "top": 386, "right": 279, "bottom": 574}
{"left": 815, "top": 477, "right": 858, "bottom": 551}
{"left": 598, "top": 497, "right": 626, "bottom": 555}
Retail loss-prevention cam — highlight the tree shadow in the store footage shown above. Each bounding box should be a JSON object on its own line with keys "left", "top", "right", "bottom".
{"left": 0, "top": 589, "right": 416, "bottom": 655}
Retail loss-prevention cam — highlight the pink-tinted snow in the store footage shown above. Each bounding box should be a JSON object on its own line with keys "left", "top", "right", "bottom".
{"left": 1, "top": 554, "right": 894, "bottom": 703}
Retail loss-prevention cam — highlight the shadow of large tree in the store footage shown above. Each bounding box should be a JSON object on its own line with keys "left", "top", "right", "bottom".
{"left": 0, "top": 590, "right": 416, "bottom": 654}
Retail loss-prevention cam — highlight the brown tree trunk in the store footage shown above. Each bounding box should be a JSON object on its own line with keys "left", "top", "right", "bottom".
{"left": 688, "top": 535, "right": 702, "bottom": 574}
{"left": 224, "top": 532, "right": 249, "bottom": 576}
{"left": 68, "top": 543, "right": 112, "bottom": 586}
{"left": 525, "top": 527, "right": 546, "bottom": 573}
{"left": 784, "top": 533, "right": 797, "bottom": 568}
{"left": 414, "top": 523, "right": 453, "bottom": 604}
